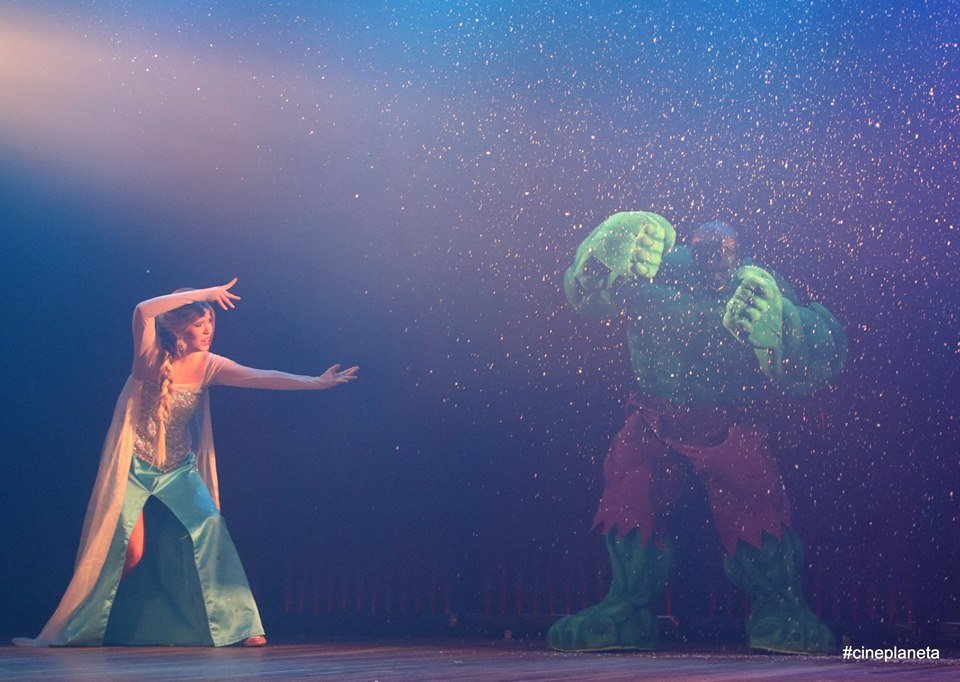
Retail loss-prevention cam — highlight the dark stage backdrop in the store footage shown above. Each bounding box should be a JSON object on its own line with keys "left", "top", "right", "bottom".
{"left": 1, "top": 1, "right": 958, "bottom": 638}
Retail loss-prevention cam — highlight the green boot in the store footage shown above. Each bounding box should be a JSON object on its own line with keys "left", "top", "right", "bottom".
{"left": 548, "top": 530, "right": 673, "bottom": 652}
{"left": 723, "top": 527, "right": 836, "bottom": 654}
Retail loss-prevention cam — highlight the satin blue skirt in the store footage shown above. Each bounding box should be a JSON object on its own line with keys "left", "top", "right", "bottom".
{"left": 57, "top": 454, "right": 264, "bottom": 646}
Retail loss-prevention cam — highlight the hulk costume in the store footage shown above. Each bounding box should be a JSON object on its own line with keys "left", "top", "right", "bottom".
{"left": 550, "top": 212, "right": 847, "bottom": 654}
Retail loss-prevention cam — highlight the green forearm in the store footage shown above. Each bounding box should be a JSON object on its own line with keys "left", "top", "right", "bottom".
{"left": 565, "top": 269, "right": 620, "bottom": 317}
{"left": 756, "top": 300, "right": 847, "bottom": 394}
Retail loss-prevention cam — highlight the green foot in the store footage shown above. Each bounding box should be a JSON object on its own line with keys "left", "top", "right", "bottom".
{"left": 547, "top": 531, "right": 672, "bottom": 652}
{"left": 724, "top": 528, "right": 837, "bottom": 655}
{"left": 747, "top": 598, "right": 836, "bottom": 654}
{"left": 547, "top": 599, "right": 657, "bottom": 652}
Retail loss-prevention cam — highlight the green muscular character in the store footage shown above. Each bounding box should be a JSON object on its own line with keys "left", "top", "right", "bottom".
{"left": 550, "top": 212, "right": 847, "bottom": 654}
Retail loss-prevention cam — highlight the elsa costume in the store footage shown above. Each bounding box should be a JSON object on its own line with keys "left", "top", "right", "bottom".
{"left": 16, "top": 288, "right": 336, "bottom": 647}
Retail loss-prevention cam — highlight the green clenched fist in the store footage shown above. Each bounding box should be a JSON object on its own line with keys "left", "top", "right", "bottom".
{"left": 723, "top": 265, "right": 783, "bottom": 350}
{"left": 588, "top": 211, "right": 676, "bottom": 280}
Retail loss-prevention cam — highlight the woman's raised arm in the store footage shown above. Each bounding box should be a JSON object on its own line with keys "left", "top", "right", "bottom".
{"left": 132, "top": 278, "right": 240, "bottom": 374}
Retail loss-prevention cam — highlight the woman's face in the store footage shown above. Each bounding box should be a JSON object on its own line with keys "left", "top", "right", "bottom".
{"left": 179, "top": 309, "right": 214, "bottom": 354}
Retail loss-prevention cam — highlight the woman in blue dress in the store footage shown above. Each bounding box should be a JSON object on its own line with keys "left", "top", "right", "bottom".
{"left": 16, "top": 278, "right": 358, "bottom": 647}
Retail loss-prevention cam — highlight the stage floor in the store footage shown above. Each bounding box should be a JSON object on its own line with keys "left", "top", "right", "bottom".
{"left": 2, "top": 640, "right": 957, "bottom": 680}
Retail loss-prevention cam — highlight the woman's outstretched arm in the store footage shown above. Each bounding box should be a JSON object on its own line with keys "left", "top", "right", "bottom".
{"left": 131, "top": 278, "right": 240, "bottom": 374}
{"left": 205, "top": 355, "right": 359, "bottom": 390}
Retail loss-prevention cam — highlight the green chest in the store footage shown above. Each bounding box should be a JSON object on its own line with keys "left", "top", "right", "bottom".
{"left": 625, "top": 288, "right": 764, "bottom": 405}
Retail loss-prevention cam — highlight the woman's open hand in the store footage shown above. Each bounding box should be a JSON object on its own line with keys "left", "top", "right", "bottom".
{"left": 208, "top": 277, "right": 242, "bottom": 310}
{"left": 318, "top": 364, "right": 360, "bottom": 389}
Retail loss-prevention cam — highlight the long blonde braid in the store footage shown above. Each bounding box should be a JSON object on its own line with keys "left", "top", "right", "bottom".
{"left": 154, "top": 348, "right": 176, "bottom": 469}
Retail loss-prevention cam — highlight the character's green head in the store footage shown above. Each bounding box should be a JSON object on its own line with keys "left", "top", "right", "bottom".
{"left": 690, "top": 221, "right": 739, "bottom": 288}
